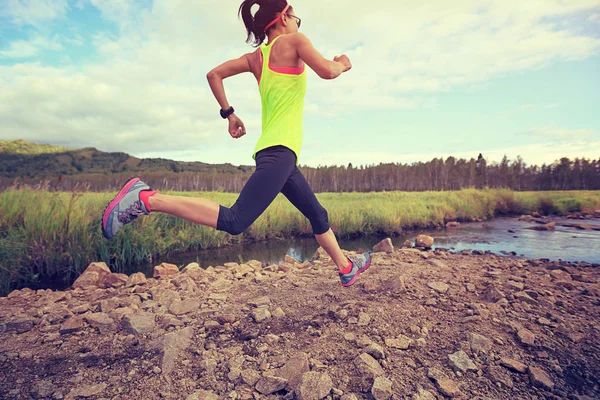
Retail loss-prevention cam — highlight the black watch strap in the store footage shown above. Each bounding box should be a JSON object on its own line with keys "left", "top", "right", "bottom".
{"left": 220, "top": 106, "right": 234, "bottom": 119}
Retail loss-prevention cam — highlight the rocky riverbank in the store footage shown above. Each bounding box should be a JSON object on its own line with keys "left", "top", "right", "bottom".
{"left": 1, "top": 239, "right": 599, "bottom": 400}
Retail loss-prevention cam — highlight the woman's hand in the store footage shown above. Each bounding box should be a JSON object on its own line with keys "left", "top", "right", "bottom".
{"left": 228, "top": 114, "right": 246, "bottom": 139}
{"left": 334, "top": 54, "right": 352, "bottom": 72}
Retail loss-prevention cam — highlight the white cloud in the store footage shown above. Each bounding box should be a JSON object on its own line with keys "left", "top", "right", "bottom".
{"left": 590, "top": 12, "right": 600, "bottom": 22}
{"left": 0, "top": 0, "right": 599, "bottom": 163}
{"left": 0, "top": 0, "right": 69, "bottom": 26}
{"left": 525, "top": 126, "right": 597, "bottom": 140}
{"left": 0, "top": 35, "right": 63, "bottom": 58}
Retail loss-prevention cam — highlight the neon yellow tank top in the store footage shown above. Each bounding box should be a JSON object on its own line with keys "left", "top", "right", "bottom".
{"left": 252, "top": 35, "right": 307, "bottom": 166}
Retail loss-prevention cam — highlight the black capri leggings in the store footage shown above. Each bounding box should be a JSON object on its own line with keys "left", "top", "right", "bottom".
{"left": 216, "top": 145, "right": 330, "bottom": 236}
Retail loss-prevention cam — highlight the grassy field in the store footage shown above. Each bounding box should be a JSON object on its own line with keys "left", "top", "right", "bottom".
{"left": 1, "top": 188, "right": 599, "bottom": 296}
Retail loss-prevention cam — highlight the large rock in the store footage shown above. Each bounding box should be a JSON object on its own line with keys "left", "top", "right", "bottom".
{"left": 72, "top": 262, "right": 111, "bottom": 290}
{"left": 296, "top": 372, "right": 333, "bottom": 400}
{"left": 154, "top": 262, "right": 179, "bottom": 278}
{"left": 353, "top": 353, "right": 384, "bottom": 380}
{"left": 274, "top": 352, "right": 310, "bottom": 391}
{"left": 483, "top": 285, "right": 505, "bottom": 303}
{"left": 161, "top": 326, "right": 194, "bottom": 376}
{"left": 84, "top": 313, "right": 116, "bottom": 333}
{"left": 528, "top": 366, "right": 554, "bottom": 391}
{"left": 122, "top": 312, "right": 156, "bottom": 335}
{"left": 371, "top": 376, "right": 393, "bottom": 400}
{"left": 373, "top": 238, "right": 394, "bottom": 253}
{"left": 448, "top": 350, "right": 478, "bottom": 373}
{"left": 415, "top": 235, "right": 434, "bottom": 248}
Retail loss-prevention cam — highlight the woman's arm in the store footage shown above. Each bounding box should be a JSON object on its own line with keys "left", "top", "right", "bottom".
{"left": 206, "top": 54, "right": 254, "bottom": 138}
{"left": 292, "top": 32, "right": 351, "bottom": 80}
{"left": 206, "top": 54, "right": 252, "bottom": 111}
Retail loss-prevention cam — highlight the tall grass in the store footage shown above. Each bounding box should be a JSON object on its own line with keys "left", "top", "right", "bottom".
{"left": 1, "top": 188, "right": 599, "bottom": 296}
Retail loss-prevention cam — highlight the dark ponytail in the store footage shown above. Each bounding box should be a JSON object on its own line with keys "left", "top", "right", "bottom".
{"left": 238, "top": 0, "right": 289, "bottom": 47}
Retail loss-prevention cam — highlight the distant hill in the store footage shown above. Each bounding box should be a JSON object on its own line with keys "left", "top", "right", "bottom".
{"left": 0, "top": 139, "right": 73, "bottom": 155}
{"left": 0, "top": 139, "right": 253, "bottom": 180}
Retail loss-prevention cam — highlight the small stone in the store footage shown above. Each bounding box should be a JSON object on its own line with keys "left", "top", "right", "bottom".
{"left": 515, "top": 291, "right": 538, "bottom": 305}
{"left": 102, "top": 273, "right": 128, "bottom": 288}
{"left": 500, "top": 357, "right": 528, "bottom": 373}
{"left": 414, "top": 388, "right": 436, "bottom": 400}
{"left": 272, "top": 307, "right": 285, "bottom": 318}
{"left": 274, "top": 352, "right": 310, "bottom": 391}
{"left": 371, "top": 376, "right": 393, "bottom": 400}
{"left": 517, "top": 328, "right": 535, "bottom": 346}
{"left": 483, "top": 285, "right": 505, "bottom": 303}
{"left": 72, "top": 262, "right": 111, "bottom": 290}
{"left": 252, "top": 307, "right": 271, "bottom": 322}
{"left": 208, "top": 293, "right": 228, "bottom": 302}
{"left": 385, "top": 335, "right": 412, "bottom": 350}
{"left": 364, "top": 343, "right": 385, "bottom": 360}
{"left": 358, "top": 312, "right": 371, "bottom": 326}
{"left": 504, "top": 280, "right": 524, "bottom": 291}
{"left": 528, "top": 366, "right": 554, "bottom": 391}
{"left": 448, "top": 350, "right": 478, "bottom": 373}
{"left": 248, "top": 296, "right": 271, "bottom": 307}
{"left": 32, "top": 379, "right": 57, "bottom": 398}
{"left": 467, "top": 332, "right": 493, "bottom": 355}
{"left": 466, "top": 283, "right": 476, "bottom": 292}
{"left": 487, "top": 366, "right": 513, "bottom": 388}
{"left": 415, "top": 235, "right": 434, "bottom": 248}
{"left": 537, "top": 317, "right": 552, "bottom": 326}
{"left": 186, "top": 389, "right": 219, "bottom": 400}
{"left": 84, "top": 313, "right": 116, "bottom": 333}
{"left": 241, "top": 369, "right": 261, "bottom": 386}
{"left": 59, "top": 316, "right": 86, "bottom": 335}
{"left": 169, "top": 298, "right": 201, "bottom": 315}
{"left": 67, "top": 383, "right": 107, "bottom": 398}
{"left": 121, "top": 312, "right": 155, "bottom": 335}
{"left": 373, "top": 238, "right": 394, "bottom": 253}
{"left": 431, "top": 374, "right": 461, "bottom": 398}
{"left": 153, "top": 262, "right": 179, "bottom": 278}
{"left": 296, "top": 372, "right": 333, "bottom": 400}
{"left": 6, "top": 317, "right": 35, "bottom": 334}
{"left": 353, "top": 353, "right": 384, "bottom": 379}
{"left": 255, "top": 376, "right": 288, "bottom": 395}
{"left": 126, "top": 272, "right": 147, "bottom": 287}
{"left": 427, "top": 281, "right": 449, "bottom": 294}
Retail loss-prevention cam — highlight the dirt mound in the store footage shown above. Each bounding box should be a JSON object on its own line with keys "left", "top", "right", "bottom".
{"left": 1, "top": 243, "right": 599, "bottom": 399}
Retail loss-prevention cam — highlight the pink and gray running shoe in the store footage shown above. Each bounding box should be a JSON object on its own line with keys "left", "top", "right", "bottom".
{"left": 339, "top": 252, "right": 372, "bottom": 287}
{"left": 102, "top": 177, "right": 151, "bottom": 239}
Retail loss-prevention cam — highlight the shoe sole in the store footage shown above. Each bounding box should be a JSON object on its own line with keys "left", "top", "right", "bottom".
{"left": 102, "top": 177, "right": 141, "bottom": 239}
{"left": 340, "top": 257, "right": 371, "bottom": 287}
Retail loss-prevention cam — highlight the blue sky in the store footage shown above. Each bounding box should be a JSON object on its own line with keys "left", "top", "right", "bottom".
{"left": 0, "top": 0, "right": 599, "bottom": 168}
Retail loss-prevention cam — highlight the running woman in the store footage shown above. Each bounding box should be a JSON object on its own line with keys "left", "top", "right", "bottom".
{"left": 102, "top": 0, "right": 371, "bottom": 287}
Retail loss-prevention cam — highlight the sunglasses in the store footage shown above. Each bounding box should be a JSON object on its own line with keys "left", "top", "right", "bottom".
{"left": 285, "top": 13, "right": 301, "bottom": 29}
